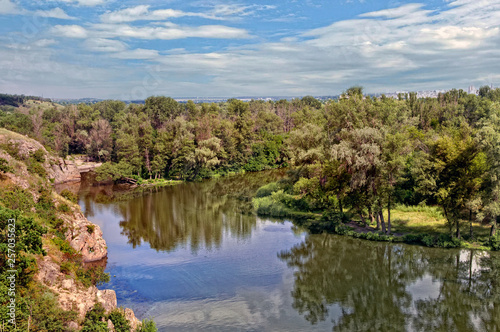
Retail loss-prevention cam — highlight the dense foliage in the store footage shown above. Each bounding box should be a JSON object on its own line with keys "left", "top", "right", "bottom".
{"left": 251, "top": 87, "right": 500, "bottom": 243}
{"left": 2, "top": 87, "right": 500, "bottom": 245}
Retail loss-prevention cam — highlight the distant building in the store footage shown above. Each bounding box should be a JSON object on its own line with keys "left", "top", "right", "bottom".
{"left": 468, "top": 85, "right": 478, "bottom": 95}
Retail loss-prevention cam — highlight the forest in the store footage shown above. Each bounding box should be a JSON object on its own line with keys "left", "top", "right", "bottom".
{"left": 1, "top": 86, "right": 500, "bottom": 246}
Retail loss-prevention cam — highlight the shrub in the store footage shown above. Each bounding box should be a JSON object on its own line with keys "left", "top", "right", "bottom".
{"left": 87, "top": 224, "right": 95, "bottom": 234}
{"left": 58, "top": 203, "right": 70, "bottom": 213}
{"left": 0, "top": 157, "right": 12, "bottom": 173}
{"left": 1, "top": 141, "right": 22, "bottom": 160}
{"left": 77, "top": 266, "right": 110, "bottom": 287}
{"left": 53, "top": 237, "right": 76, "bottom": 255}
{"left": 109, "top": 309, "right": 131, "bottom": 332}
{"left": 28, "top": 161, "right": 47, "bottom": 178}
{"left": 436, "top": 234, "right": 461, "bottom": 248}
{"left": 60, "top": 189, "right": 78, "bottom": 204}
{"left": 137, "top": 319, "right": 158, "bottom": 332}
{"left": 0, "top": 187, "right": 34, "bottom": 212}
{"left": 32, "top": 149, "right": 45, "bottom": 162}
{"left": 489, "top": 234, "right": 500, "bottom": 251}
{"left": 81, "top": 303, "right": 109, "bottom": 332}
{"left": 255, "top": 182, "right": 279, "bottom": 198}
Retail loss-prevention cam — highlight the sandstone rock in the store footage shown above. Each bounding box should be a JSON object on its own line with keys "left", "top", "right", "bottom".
{"left": 35, "top": 256, "right": 62, "bottom": 287}
{"left": 97, "top": 289, "right": 118, "bottom": 314}
{"left": 124, "top": 308, "right": 142, "bottom": 331}
{"left": 63, "top": 212, "right": 108, "bottom": 262}
{"left": 66, "top": 321, "right": 79, "bottom": 331}
{"left": 107, "top": 319, "right": 115, "bottom": 331}
{"left": 61, "top": 279, "right": 75, "bottom": 291}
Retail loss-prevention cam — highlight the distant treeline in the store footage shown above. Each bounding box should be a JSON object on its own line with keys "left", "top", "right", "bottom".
{"left": 2, "top": 86, "right": 500, "bottom": 240}
{"left": 0, "top": 93, "right": 51, "bottom": 107}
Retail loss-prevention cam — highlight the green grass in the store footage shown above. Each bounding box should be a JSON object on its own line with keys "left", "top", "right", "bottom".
{"left": 383, "top": 205, "right": 491, "bottom": 239}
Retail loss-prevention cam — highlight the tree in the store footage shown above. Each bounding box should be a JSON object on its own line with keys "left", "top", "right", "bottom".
{"left": 87, "top": 119, "right": 113, "bottom": 162}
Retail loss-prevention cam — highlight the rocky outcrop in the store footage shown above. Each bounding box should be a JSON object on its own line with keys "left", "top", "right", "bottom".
{"left": 36, "top": 255, "right": 141, "bottom": 327}
{"left": 0, "top": 130, "right": 101, "bottom": 185}
{"left": 0, "top": 130, "right": 141, "bottom": 330}
{"left": 59, "top": 207, "right": 108, "bottom": 262}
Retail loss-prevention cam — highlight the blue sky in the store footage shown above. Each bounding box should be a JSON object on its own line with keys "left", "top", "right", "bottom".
{"left": 0, "top": 0, "right": 499, "bottom": 99}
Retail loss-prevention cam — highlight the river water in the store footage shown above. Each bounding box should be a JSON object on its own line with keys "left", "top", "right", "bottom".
{"left": 77, "top": 171, "right": 500, "bottom": 332}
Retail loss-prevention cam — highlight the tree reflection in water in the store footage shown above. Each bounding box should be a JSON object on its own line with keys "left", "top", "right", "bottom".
{"left": 79, "top": 169, "right": 286, "bottom": 252}
{"left": 279, "top": 234, "right": 500, "bottom": 331}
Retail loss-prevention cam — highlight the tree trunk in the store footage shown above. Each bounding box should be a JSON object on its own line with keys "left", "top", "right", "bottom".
{"left": 378, "top": 201, "right": 386, "bottom": 233}
{"left": 380, "top": 211, "right": 386, "bottom": 233}
{"left": 444, "top": 207, "right": 453, "bottom": 237}
{"left": 387, "top": 195, "right": 392, "bottom": 234}
{"left": 469, "top": 209, "right": 473, "bottom": 240}
{"left": 376, "top": 213, "right": 380, "bottom": 230}
{"left": 456, "top": 217, "right": 461, "bottom": 239}
{"left": 358, "top": 209, "right": 367, "bottom": 226}
{"left": 491, "top": 216, "right": 499, "bottom": 236}
{"left": 368, "top": 206, "right": 374, "bottom": 227}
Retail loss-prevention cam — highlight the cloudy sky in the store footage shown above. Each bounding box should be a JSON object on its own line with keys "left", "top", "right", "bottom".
{"left": 0, "top": 0, "right": 499, "bottom": 99}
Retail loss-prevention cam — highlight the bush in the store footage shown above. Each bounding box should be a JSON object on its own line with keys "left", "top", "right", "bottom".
{"left": 28, "top": 161, "right": 47, "bottom": 178}
{"left": 0, "top": 157, "right": 12, "bottom": 173}
{"left": 60, "top": 189, "right": 78, "bottom": 204}
{"left": 109, "top": 309, "right": 131, "bottom": 332}
{"left": 255, "top": 182, "right": 279, "bottom": 198}
{"left": 81, "top": 303, "right": 108, "bottom": 332}
{"left": 87, "top": 224, "right": 95, "bottom": 234}
{"left": 0, "top": 187, "right": 34, "bottom": 212}
{"left": 58, "top": 203, "right": 70, "bottom": 213}
{"left": 489, "top": 234, "right": 500, "bottom": 251}
{"left": 53, "top": 237, "right": 76, "bottom": 255}
{"left": 77, "top": 266, "right": 110, "bottom": 287}
{"left": 252, "top": 196, "right": 290, "bottom": 217}
{"left": 137, "top": 319, "right": 158, "bottom": 332}
{"left": 32, "top": 149, "right": 45, "bottom": 162}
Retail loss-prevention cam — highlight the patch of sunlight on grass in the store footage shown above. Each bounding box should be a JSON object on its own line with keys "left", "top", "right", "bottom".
{"left": 383, "top": 205, "right": 491, "bottom": 237}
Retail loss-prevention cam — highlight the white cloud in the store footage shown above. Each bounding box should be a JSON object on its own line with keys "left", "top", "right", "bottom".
{"left": 0, "top": 0, "right": 20, "bottom": 15}
{"left": 100, "top": 3, "right": 277, "bottom": 23}
{"left": 56, "top": 23, "right": 251, "bottom": 40}
{"left": 417, "top": 26, "right": 499, "bottom": 49}
{"left": 208, "top": 4, "right": 276, "bottom": 17}
{"left": 360, "top": 3, "right": 429, "bottom": 18}
{"left": 33, "top": 39, "right": 58, "bottom": 47}
{"left": 85, "top": 38, "right": 127, "bottom": 52}
{"left": 110, "top": 49, "right": 160, "bottom": 60}
{"left": 51, "top": 0, "right": 107, "bottom": 6}
{"left": 100, "top": 5, "right": 204, "bottom": 23}
{"left": 4, "top": 0, "right": 500, "bottom": 98}
{"left": 35, "top": 7, "right": 76, "bottom": 20}
{"left": 52, "top": 25, "right": 88, "bottom": 38}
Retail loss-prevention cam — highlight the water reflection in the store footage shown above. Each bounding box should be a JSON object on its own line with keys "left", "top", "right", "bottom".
{"left": 79, "top": 170, "right": 285, "bottom": 253}
{"left": 279, "top": 235, "right": 500, "bottom": 331}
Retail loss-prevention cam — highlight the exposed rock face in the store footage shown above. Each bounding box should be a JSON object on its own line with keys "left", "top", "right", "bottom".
{"left": 60, "top": 208, "right": 108, "bottom": 262}
{"left": 36, "top": 255, "right": 117, "bottom": 319}
{"left": 1, "top": 130, "right": 142, "bottom": 330}
{"left": 0, "top": 131, "right": 101, "bottom": 185}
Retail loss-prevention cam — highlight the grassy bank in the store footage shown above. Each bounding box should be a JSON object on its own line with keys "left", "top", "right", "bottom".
{"left": 252, "top": 183, "right": 496, "bottom": 251}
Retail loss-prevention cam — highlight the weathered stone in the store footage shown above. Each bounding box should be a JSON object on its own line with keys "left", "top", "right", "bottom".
{"left": 124, "top": 308, "right": 142, "bottom": 331}
{"left": 35, "top": 256, "right": 61, "bottom": 287}
{"left": 62, "top": 212, "right": 108, "bottom": 262}
{"left": 66, "top": 321, "right": 79, "bottom": 331}
{"left": 107, "top": 319, "right": 115, "bottom": 332}
{"left": 97, "top": 289, "right": 118, "bottom": 314}
{"left": 61, "top": 278, "right": 74, "bottom": 291}
{"left": 1, "top": 129, "right": 142, "bottom": 331}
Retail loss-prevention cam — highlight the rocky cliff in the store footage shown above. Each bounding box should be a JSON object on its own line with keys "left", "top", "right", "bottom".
{"left": 0, "top": 129, "right": 141, "bottom": 330}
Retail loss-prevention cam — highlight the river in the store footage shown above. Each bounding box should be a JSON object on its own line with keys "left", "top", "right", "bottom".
{"left": 77, "top": 171, "right": 500, "bottom": 332}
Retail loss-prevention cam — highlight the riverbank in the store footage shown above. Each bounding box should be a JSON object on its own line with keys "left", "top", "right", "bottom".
{"left": 252, "top": 183, "right": 497, "bottom": 251}
{"left": 0, "top": 130, "right": 155, "bottom": 331}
